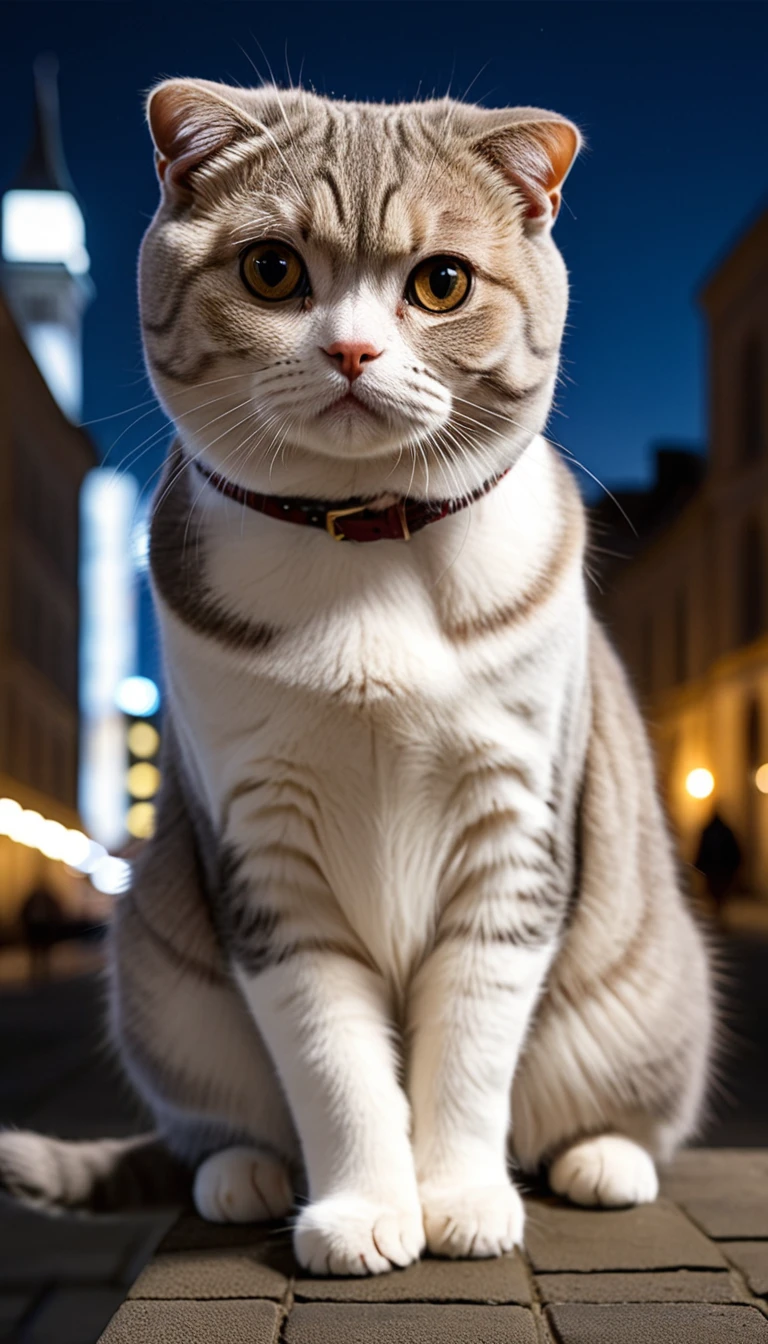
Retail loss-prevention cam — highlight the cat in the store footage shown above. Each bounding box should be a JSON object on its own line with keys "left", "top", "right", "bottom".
{"left": 0, "top": 80, "right": 713, "bottom": 1276}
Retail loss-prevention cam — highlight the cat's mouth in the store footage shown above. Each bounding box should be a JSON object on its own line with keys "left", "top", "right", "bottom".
{"left": 319, "top": 393, "right": 378, "bottom": 418}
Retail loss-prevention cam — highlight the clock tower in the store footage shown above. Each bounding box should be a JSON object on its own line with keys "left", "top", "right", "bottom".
{"left": 1, "top": 55, "right": 91, "bottom": 420}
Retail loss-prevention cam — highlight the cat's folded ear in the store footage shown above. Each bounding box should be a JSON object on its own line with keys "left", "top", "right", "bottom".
{"left": 468, "top": 109, "right": 582, "bottom": 230}
{"left": 146, "top": 79, "right": 258, "bottom": 200}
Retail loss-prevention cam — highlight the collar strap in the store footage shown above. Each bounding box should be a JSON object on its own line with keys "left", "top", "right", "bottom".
{"left": 194, "top": 460, "right": 509, "bottom": 543}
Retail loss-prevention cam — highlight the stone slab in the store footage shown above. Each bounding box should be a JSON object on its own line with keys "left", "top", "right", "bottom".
{"left": 536, "top": 1269, "right": 746, "bottom": 1304}
{"left": 661, "top": 1150, "right": 768, "bottom": 1200}
{"left": 285, "top": 1302, "right": 537, "bottom": 1343}
{"left": 129, "top": 1247, "right": 290, "bottom": 1300}
{"left": 680, "top": 1194, "right": 768, "bottom": 1239}
{"left": 547, "top": 1302, "right": 768, "bottom": 1343}
{"left": 524, "top": 1198, "right": 724, "bottom": 1272}
{"left": 98, "top": 1298, "right": 282, "bottom": 1343}
{"left": 295, "top": 1251, "right": 530, "bottom": 1304}
{"left": 723, "top": 1242, "right": 768, "bottom": 1296}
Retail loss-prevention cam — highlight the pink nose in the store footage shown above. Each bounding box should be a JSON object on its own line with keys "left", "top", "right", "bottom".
{"left": 322, "top": 341, "right": 382, "bottom": 383}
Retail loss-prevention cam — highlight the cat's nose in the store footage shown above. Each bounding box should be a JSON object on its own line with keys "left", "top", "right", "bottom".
{"left": 322, "top": 341, "right": 383, "bottom": 383}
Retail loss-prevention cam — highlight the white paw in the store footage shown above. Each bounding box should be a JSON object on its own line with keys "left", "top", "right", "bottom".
{"left": 420, "top": 1180, "right": 525, "bottom": 1259}
{"left": 193, "top": 1146, "right": 293, "bottom": 1223}
{"left": 549, "top": 1134, "right": 659, "bottom": 1208}
{"left": 294, "top": 1194, "right": 425, "bottom": 1276}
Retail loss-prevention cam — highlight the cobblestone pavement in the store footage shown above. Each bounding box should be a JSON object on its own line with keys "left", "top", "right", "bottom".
{"left": 86, "top": 1150, "right": 768, "bottom": 1343}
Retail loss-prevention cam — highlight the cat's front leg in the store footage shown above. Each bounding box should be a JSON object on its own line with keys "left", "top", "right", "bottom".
{"left": 220, "top": 857, "right": 424, "bottom": 1275}
{"left": 408, "top": 824, "right": 560, "bottom": 1258}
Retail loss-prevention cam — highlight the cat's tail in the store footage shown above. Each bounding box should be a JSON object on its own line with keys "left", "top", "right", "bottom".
{"left": 0, "top": 1130, "right": 191, "bottom": 1213}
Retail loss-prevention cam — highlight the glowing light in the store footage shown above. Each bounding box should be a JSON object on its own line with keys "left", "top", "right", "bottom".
{"left": 755, "top": 764, "right": 768, "bottom": 795}
{"left": 14, "top": 810, "right": 45, "bottom": 848}
{"left": 127, "top": 722, "right": 160, "bottom": 759}
{"left": 73, "top": 839, "right": 108, "bottom": 875}
{"left": 116, "top": 676, "right": 160, "bottom": 718}
{"left": 686, "top": 768, "right": 714, "bottom": 800}
{"left": 26, "top": 322, "right": 81, "bottom": 420}
{"left": 0, "top": 798, "right": 23, "bottom": 835}
{"left": 79, "top": 468, "right": 139, "bottom": 849}
{"left": 126, "top": 762, "right": 161, "bottom": 800}
{"left": 61, "top": 829, "right": 91, "bottom": 868}
{"left": 2, "top": 189, "right": 89, "bottom": 272}
{"left": 38, "top": 820, "right": 68, "bottom": 861}
{"left": 126, "top": 802, "right": 156, "bottom": 839}
{"left": 90, "top": 856, "right": 132, "bottom": 896}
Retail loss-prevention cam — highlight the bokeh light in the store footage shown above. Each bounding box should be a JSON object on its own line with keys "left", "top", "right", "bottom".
{"left": 126, "top": 762, "right": 161, "bottom": 799}
{"left": 115, "top": 675, "right": 160, "bottom": 718}
{"left": 755, "top": 764, "right": 768, "bottom": 795}
{"left": 686, "top": 768, "right": 715, "bottom": 799}
{"left": 127, "top": 721, "right": 159, "bottom": 758}
{"left": 90, "top": 856, "right": 132, "bottom": 895}
{"left": 126, "top": 802, "right": 156, "bottom": 839}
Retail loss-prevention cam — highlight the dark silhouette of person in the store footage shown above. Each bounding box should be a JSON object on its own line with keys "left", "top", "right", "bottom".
{"left": 694, "top": 811, "right": 742, "bottom": 923}
{"left": 20, "top": 887, "right": 64, "bottom": 980}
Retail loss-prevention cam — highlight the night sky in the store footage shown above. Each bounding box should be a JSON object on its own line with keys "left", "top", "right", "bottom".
{"left": 2, "top": 2, "right": 768, "bottom": 679}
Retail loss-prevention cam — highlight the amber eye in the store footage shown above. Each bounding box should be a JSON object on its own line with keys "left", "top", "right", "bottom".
{"left": 240, "top": 241, "right": 307, "bottom": 302}
{"left": 407, "top": 256, "right": 471, "bottom": 313}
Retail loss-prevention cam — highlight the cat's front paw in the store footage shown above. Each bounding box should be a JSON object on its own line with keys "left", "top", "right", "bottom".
{"left": 549, "top": 1134, "right": 658, "bottom": 1208}
{"left": 420, "top": 1180, "right": 525, "bottom": 1259}
{"left": 193, "top": 1146, "right": 293, "bottom": 1223}
{"left": 294, "top": 1194, "right": 425, "bottom": 1276}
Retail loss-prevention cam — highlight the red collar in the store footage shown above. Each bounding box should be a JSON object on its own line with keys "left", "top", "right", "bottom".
{"left": 194, "top": 460, "right": 509, "bottom": 543}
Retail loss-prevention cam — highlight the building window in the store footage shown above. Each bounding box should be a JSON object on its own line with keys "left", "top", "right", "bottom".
{"left": 740, "top": 519, "right": 765, "bottom": 645}
{"left": 673, "top": 591, "right": 688, "bottom": 684}
{"left": 741, "top": 335, "right": 763, "bottom": 463}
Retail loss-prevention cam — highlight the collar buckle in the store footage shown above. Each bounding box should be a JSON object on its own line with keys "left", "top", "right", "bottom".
{"left": 325, "top": 502, "right": 370, "bottom": 541}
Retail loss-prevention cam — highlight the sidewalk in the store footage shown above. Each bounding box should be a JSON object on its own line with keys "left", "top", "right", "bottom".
{"left": 93, "top": 1149, "right": 768, "bottom": 1342}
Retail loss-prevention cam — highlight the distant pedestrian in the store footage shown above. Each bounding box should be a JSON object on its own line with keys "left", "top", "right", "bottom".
{"left": 694, "top": 812, "right": 742, "bottom": 924}
{"left": 20, "top": 887, "right": 63, "bottom": 981}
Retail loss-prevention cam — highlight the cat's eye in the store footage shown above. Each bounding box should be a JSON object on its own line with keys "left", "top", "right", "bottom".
{"left": 240, "top": 241, "right": 307, "bottom": 302}
{"left": 407, "top": 256, "right": 471, "bottom": 313}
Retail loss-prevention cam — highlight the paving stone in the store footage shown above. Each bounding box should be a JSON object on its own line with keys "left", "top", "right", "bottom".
{"left": 524, "top": 1197, "right": 724, "bottom": 1271}
{"left": 680, "top": 1193, "right": 768, "bottom": 1238}
{"left": 285, "top": 1302, "right": 537, "bottom": 1343}
{"left": 661, "top": 1150, "right": 768, "bottom": 1200}
{"left": 723, "top": 1242, "right": 768, "bottom": 1296}
{"left": 662, "top": 1149, "right": 768, "bottom": 1238}
{"left": 129, "top": 1246, "right": 290, "bottom": 1300}
{"left": 295, "top": 1252, "right": 530, "bottom": 1304}
{"left": 536, "top": 1269, "right": 747, "bottom": 1304}
{"left": 546, "top": 1302, "right": 768, "bottom": 1343}
{"left": 97, "top": 1297, "right": 282, "bottom": 1343}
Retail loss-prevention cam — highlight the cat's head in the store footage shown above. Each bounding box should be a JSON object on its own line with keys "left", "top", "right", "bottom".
{"left": 139, "top": 81, "right": 580, "bottom": 500}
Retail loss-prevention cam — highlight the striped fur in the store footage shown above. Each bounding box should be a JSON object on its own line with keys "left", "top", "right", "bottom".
{"left": 0, "top": 83, "right": 712, "bottom": 1275}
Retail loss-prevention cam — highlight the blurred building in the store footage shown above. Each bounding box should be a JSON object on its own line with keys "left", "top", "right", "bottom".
{"left": 594, "top": 207, "right": 768, "bottom": 898}
{"left": 0, "top": 289, "right": 95, "bottom": 923}
{"left": 0, "top": 59, "right": 100, "bottom": 926}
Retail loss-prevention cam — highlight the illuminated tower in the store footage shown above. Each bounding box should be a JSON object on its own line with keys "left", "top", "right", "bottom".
{"left": 1, "top": 55, "right": 91, "bottom": 420}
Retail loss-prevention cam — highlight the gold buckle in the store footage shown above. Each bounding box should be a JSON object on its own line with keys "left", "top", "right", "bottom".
{"left": 325, "top": 503, "right": 369, "bottom": 541}
{"left": 325, "top": 500, "right": 411, "bottom": 542}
